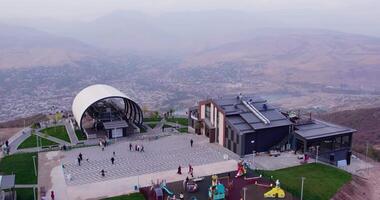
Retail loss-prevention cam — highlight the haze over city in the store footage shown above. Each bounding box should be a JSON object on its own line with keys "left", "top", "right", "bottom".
{"left": 1, "top": 1, "right": 380, "bottom": 199}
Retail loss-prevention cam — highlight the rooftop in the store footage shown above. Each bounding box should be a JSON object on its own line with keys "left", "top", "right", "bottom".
{"left": 294, "top": 119, "right": 356, "bottom": 140}
{"left": 212, "top": 94, "right": 292, "bottom": 134}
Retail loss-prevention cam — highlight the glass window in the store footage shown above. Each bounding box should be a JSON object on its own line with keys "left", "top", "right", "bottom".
{"left": 205, "top": 104, "right": 211, "bottom": 119}
{"left": 342, "top": 135, "right": 350, "bottom": 147}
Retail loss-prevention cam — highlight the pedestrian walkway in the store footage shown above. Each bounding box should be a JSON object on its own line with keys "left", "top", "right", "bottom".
{"left": 34, "top": 131, "right": 70, "bottom": 146}
{"left": 15, "top": 184, "right": 38, "bottom": 188}
{"left": 65, "top": 120, "right": 79, "bottom": 145}
{"left": 61, "top": 134, "right": 239, "bottom": 186}
{"left": 8, "top": 131, "right": 31, "bottom": 154}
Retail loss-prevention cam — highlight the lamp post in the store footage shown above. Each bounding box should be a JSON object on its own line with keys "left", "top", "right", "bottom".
{"left": 300, "top": 177, "right": 306, "bottom": 200}
{"left": 366, "top": 141, "right": 369, "bottom": 177}
{"left": 32, "top": 155, "right": 37, "bottom": 176}
{"left": 315, "top": 146, "right": 320, "bottom": 163}
{"left": 251, "top": 140, "right": 255, "bottom": 169}
{"left": 243, "top": 187, "right": 247, "bottom": 200}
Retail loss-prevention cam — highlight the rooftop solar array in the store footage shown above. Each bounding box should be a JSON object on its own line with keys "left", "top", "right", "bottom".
{"left": 213, "top": 94, "right": 292, "bottom": 134}
{"left": 295, "top": 119, "right": 356, "bottom": 140}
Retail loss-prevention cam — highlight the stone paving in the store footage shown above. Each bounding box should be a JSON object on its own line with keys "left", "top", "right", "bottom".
{"left": 61, "top": 134, "right": 240, "bottom": 186}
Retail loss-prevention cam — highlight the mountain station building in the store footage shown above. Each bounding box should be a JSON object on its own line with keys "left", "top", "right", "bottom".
{"left": 188, "top": 94, "right": 356, "bottom": 166}
{"left": 72, "top": 84, "right": 143, "bottom": 139}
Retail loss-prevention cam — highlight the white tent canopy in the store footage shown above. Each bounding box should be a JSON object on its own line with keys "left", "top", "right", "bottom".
{"left": 72, "top": 84, "right": 143, "bottom": 129}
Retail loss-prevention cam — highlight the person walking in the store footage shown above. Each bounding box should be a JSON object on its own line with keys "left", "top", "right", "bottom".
{"left": 111, "top": 157, "right": 115, "bottom": 165}
{"left": 177, "top": 165, "right": 182, "bottom": 175}
{"left": 140, "top": 145, "right": 144, "bottom": 152}
{"left": 77, "top": 157, "right": 81, "bottom": 166}
{"left": 79, "top": 153, "right": 83, "bottom": 161}
{"left": 50, "top": 191, "right": 55, "bottom": 200}
{"left": 190, "top": 139, "right": 193, "bottom": 147}
{"left": 100, "top": 169, "right": 106, "bottom": 177}
{"left": 113, "top": 151, "right": 116, "bottom": 156}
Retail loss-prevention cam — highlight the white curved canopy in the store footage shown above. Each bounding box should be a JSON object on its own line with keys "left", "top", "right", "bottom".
{"left": 72, "top": 84, "right": 142, "bottom": 129}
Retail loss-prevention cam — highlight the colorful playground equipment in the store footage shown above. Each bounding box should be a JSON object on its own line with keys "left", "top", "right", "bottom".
{"left": 208, "top": 175, "right": 226, "bottom": 200}
{"left": 160, "top": 180, "right": 174, "bottom": 197}
{"left": 235, "top": 160, "right": 247, "bottom": 178}
{"left": 150, "top": 179, "right": 174, "bottom": 200}
{"left": 264, "top": 180, "right": 285, "bottom": 198}
{"left": 183, "top": 178, "right": 199, "bottom": 193}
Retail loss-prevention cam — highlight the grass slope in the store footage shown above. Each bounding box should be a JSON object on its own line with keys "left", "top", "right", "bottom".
{"left": 146, "top": 122, "right": 158, "bottom": 129}
{"left": 16, "top": 188, "right": 37, "bottom": 200}
{"left": 41, "top": 126, "right": 71, "bottom": 143}
{"left": 102, "top": 193, "right": 144, "bottom": 200}
{"left": 166, "top": 117, "right": 188, "bottom": 126}
{"left": 18, "top": 134, "right": 58, "bottom": 149}
{"left": 143, "top": 117, "right": 162, "bottom": 122}
{"left": 260, "top": 163, "right": 351, "bottom": 200}
{"left": 75, "top": 130, "right": 87, "bottom": 140}
{"left": 0, "top": 153, "right": 38, "bottom": 184}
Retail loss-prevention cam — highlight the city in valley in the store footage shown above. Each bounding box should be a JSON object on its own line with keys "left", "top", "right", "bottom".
{"left": 1, "top": 1, "right": 380, "bottom": 200}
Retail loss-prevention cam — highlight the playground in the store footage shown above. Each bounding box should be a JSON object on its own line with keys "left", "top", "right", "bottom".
{"left": 140, "top": 161, "right": 295, "bottom": 200}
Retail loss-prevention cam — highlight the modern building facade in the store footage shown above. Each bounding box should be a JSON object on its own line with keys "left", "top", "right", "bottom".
{"left": 72, "top": 84, "right": 143, "bottom": 139}
{"left": 189, "top": 94, "right": 356, "bottom": 166}
{"left": 189, "top": 94, "right": 293, "bottom": 155}
{"left": 292, "top": 118, "right": 355, "bottom": 166}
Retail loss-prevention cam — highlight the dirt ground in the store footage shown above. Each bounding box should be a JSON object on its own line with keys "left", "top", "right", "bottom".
{"left": 0, "top": 127, "right": 22, "bottom": 142}
{"left": 332, "top": 161, "right": 380, "bottom": 200}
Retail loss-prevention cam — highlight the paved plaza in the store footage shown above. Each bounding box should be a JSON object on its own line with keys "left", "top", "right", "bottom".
{"left": 61, "top": 134, "right": 240, "bottom": 186}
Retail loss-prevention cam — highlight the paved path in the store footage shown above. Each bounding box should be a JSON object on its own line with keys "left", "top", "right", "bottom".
{"left": 65, "top": 120, "right": 78, "bottom": 145}
{"left": 34, "top": 131, "right": 70, "bottom": 146}
{"left": 61, "top": 134, "right": 239, "bottom": 186}
{"left": 15, "top": 184, "right": 38, "bottom": 188}
{"left": 8, "top": 132, "right": 31, "bottom": 154}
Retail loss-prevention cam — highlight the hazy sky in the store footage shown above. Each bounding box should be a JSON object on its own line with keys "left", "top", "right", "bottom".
{"left": 1, "top": 0, "right": 379, "bottom": 21}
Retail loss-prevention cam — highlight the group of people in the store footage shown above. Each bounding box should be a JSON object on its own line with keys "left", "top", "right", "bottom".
{"left": 129, "top": 143, "right": 144, "bottom": 152}
{"left": 99, "top": 139, "right": 108, "bottom": 151}
{"left": 177, "top": 164, "right": 194, "bottom": 178}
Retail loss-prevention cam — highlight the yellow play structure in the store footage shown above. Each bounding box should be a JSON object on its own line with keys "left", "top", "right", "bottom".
{"left": 264, "top": 180, "right": 285, "bottom": 198}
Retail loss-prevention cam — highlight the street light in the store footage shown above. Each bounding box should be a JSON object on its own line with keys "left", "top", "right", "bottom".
{"left": 315, "top": 146, "right": 320, "bottom": 163}
{"left": 251, "top": 140, "right": 255, "bottom": 169}
{"left": 301, "top": 177, "right": 306, "bottom": 200}
{"left": 243, "top": 187, "right": 247, "bottom": 200}
{"left": 32, "top": 155, "right": 37, "bottom": 176}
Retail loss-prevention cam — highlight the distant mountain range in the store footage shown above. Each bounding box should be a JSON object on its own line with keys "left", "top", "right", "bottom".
{"left": 1, "top": 10, "right": 380, "bottom": 118}
{"left": 0, "top": 23, "right": 102, "bottom": 69}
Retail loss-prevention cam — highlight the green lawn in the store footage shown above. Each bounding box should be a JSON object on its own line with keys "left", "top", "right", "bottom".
{"left": 178, "top": 127, "right": 188, "bottom": 133}
{"left": 146, "top": 122, "right": 158, "bottom": 129}
{"left": 166, "top": 117, "right": 188, "bottom": 126}
{"left": 143, "top": 117, "right": 162, "bottom": 122}
{"left": 102, "top": 193, "right": 144, "bottom": 200}
{"left": 18, "top": 134, "right": 58, "bottom": 149}
{"left": 163, "top": 124, "right": 173, "bottom": 129}
{"left": 41, "top": 126, "right": 71, "bottom": 143}
{"left": 259, "top": 163, "right": 351, "bottom": 200}
{"left": 0, "top": 153, "right": 38, "bottom": 184}
{"left": 75, "top": 130, "right": 87, "bottom": 140}
{"left": 16, "top": 188, "right": 37, "bottom": 200}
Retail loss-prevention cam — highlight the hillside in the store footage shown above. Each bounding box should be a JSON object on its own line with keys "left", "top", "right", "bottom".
{"left": 318, "top": 107, "right": 380, "bottom": 160}
{"left": 0, "top": 23, "right": 102, "bottom": 69}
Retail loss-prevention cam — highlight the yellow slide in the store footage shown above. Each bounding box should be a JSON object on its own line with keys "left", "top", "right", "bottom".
{"left": 264, "top": 186, "right": 285, "bottom": 198}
